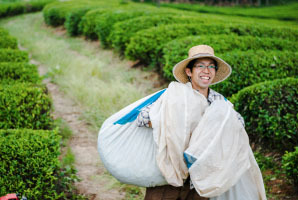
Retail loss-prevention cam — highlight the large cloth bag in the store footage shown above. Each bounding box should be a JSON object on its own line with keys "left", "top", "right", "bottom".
{"left": 150, "top": 81, "right": 266, "bottom": 199}
{"left": 97, "top": 89, "right": 168, "bottom": 187}
{"left": 186, "top": 101, "right": 266, "bottom": 199}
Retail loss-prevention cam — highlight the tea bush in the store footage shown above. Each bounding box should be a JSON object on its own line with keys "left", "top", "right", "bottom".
{"left": 282, "top": 147, "right": 298, "bottom": 186}
{"left": 162, "top": 35, "right": 298, "bottom": 96}
{"left": 230, "top": 78, "right": 298, "bottom": 152}
{"left": 0, "top": 34, "right": 17, "bottom": 49}
{"left": 64, "top": 0, "right": 117, "bottom": 36}
{"left": 110, "top": 14, "right": 206, "bottom": 52}
{"left": 65, "top": 6, "right": 96, "bottom": 36}
{"left": 43, "top": 1, "right": 76, "bottom": 26}
{"left": 163, "top": 34, "right": 297, "bottom": 73}
{"left": 78, "top": 8, "right": 111, "bottom": 40}
{"left": 126, "top": 23, "right": 298, "bottom": 67}
{"left": 0, "top": 83, "right": 53, "bottom": 129}
{"left": 94, "top": 7, "right": 165, "bottom": 48}
{"left": 0, "top": 62, "right": 41, "bottom": 84}
{"left": 160, "top": 2, "right": 298, "bottom": 21}
{"left": 0, "top": 49, "right": 28, "bottom": 62}
{"left": 0, "top": 0, "right": 54, "bottom": 18}
{"left": 211, "top": 50, "right": 297, "bottom": 97}
{"left": 125, "top": 23, "right": 230, "bottom": 66}
{"left": 0, "top": 129, "right": 62, "bottom": 199}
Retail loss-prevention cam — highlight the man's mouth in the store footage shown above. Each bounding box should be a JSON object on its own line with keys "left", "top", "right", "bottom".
{"left": 200, "top": 76, "right": 210, "bottom": 80}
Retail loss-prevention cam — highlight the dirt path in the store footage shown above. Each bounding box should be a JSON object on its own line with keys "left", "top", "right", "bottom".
{"left": 34, "top": 59, "right": 126, "bottom": 200}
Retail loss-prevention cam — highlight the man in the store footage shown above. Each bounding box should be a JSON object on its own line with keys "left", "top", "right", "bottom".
{"left": 137, "top": 45, "right": 246, "bottom": 199}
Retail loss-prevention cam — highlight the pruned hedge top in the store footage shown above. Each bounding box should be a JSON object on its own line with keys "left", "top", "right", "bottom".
{"left": 0, "top": 129, "right": 61, "bottom": 199}
{"left": 0, "top": 62, "right": 41, "bottom": 84}
{"left": 0, "top": 83, "right": 53, "bottom": 130}
{"left": 94, "top": 7, "right": 174, "bottom": 48}
{"left": 110, "top": 14, "right": 207, "bottom": 52}
{"left": 0, "top": 35, "right": 18, "bottom": 49}
{"left": 162, "top": 34, "right": 298, "bottom": 82}
{"left": 0, "top": 49, "right": 28, "bottom": 62}
{"left": 125, "top": 22, "right": 298, "bottom": 66}
{"left": 230, "top": 78, "right": 298, "bottom": 152}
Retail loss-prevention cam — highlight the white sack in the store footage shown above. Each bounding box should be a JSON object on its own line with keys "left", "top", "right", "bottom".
{"left": 97, "top": 90, "right": 168, "bottom": 187}
{"left": 150, "top": 82, "right": 209, "bottom": 186}
{"left": 151, "top": 82, "right": 266, "bottom": 199}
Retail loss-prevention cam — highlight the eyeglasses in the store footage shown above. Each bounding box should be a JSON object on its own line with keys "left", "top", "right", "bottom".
{"left": 194, "top": 64, "right": 218, "bottom": 71}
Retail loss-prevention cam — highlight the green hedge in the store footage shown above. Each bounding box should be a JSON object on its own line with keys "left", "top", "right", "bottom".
{"left": 0, "top": 62, "right": 41, "bottom": 84}
{"left": 230, "top": 78, "right": 298, "bottom": 152}
{"left": 43, "top": 1, "right": 75, "bottom": 26}
{"left": 94, "top": 7, "right": 165, "bottom": 48}
{"left": 126, "top": 22, "right": 298, "bottom": 67}
{"left": 0, "top": 129, "right": 63, "bottom": 199}
{"left": 0, "top": 34, "right": 17, "bottom": 49}
{"left": 109, "top": 14, "right": 208, "bottom": 53}
{"left": 0, "top": 83, "right": 53, "bottom": 129}
{"left": 282, "top": 147, "right": 298, "bottom": 186}
{"left": 0, "top": 0, "right": 54, "bottom": 18}
{"left": 0, "top": 27, "right": 9, "bottom": 36}
{"left": 65, "top": 6, "right": 96, "bottom": 36}
{"left": 0, "top": 49, "right": 28, "bottom": 62}
{"left": 125, "top": 23, "right": 230, "bottom": 66}
{"left": 160, "top": 2, "right": 298, "bottom": 21}
{"left": 64, "top": 1, "right": 117, "bottom": 36}
{"left": 211, "top": 50, "right": 297, "bottom": 97}
{"left": 162, "top": 35, "right": 298, "bottom": 96}
{"left": 78, "top": 8, "right": 111, "bottom": 40}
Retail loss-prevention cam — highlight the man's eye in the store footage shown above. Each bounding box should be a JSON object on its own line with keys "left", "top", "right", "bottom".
{"left": 208, "top": 65, "right": 215, "bottom": 69}
{"left": 199, "top": 65, "right": 205, "bottom": 68}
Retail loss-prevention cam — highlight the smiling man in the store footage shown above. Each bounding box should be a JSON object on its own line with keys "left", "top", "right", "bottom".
{"left": 137, "top": 45, "right": 247, "bottom": 199}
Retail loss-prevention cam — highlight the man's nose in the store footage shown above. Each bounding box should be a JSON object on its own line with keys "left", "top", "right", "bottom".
{"left": 202, "top": 67, "right": 210, "bottom": 73}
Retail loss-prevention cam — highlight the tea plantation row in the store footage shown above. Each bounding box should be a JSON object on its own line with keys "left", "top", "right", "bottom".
{"left": 0, "top": 27, "right": 78, "bottom": 199}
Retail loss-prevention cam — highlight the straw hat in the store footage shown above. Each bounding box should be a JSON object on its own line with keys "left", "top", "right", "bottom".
{"left": 173, "top": 45, "right": 232, "bottom": 85}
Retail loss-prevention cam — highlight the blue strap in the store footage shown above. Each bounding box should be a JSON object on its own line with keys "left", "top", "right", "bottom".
{"left": 113, "top": 89, "right": 166, "bottom": 125}
{"left": 184, "top": 152, "right": 197, "bottom": 169}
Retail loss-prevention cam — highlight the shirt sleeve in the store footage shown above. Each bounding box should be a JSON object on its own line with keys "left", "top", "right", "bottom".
{"left": 137, "top": 104, "right": 153, "bottom": 128}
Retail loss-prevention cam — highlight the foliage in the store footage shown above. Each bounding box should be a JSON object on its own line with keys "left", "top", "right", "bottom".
{"left": 109, "top": 14, "right": 207, "bottom": 52}
{"left": 78, "top": 8, "right": 111, "bottom": 40}
{"left": 65, "top": 6, "right": 95, "bottom": 36}
{"left": 160, "top": 2, "right": 298, "bottom": 21}
{"left": 230, "top": 78, "right": 298, "bottom": 152}
{"left": 162, "top": 35, "right": 298, "bottom": 96}
{"left": 254, "top": 151, "right": 276, "bottom": 172}
{"left": 0, "top": 129, "right": 61, "bottom": 199}
{"left": 125, "top": 22, "right": 298, "bottom": 67}
{"left": 43, "top": 1, "right": 75, "bottom": 26}
{"left": 0, "top": 62, "right": 41, "bottom": 84}
{"left": 282, "top": 147, "right": 298, "bottom": 186}
{"left": 94, "top": 7, "right": 163, "bottom": 48}
{"left": 0, "top": 0, "right": 54, "bottom": 18}
{"left": 0, "top": 33, "right": 17, "bottom": 49}
{"left": 0, "top": 49, "right": 28, "bottom": 62}
{"left": 125, "top": 23, "right": 230, "bottom": 66}
{"left": 0, "top": 83, "right": 53, "bottom": 130}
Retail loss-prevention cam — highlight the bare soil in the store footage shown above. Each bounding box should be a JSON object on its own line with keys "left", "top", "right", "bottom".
{"left": 33, "top": 59, "right": 126, "bottom": 200}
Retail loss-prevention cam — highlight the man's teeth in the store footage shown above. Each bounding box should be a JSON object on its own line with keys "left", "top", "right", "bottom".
{"left": 201, "top": 76, "right": 210, "bottom": 80}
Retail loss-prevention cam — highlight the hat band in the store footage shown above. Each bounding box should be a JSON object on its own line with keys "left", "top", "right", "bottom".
{"left": 191, "top": 53, "right": 214, "bottom": 58}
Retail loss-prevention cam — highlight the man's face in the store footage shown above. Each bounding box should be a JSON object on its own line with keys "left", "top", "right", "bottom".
{"left": 185, "top": 58, "right": 216, "bottom": 91}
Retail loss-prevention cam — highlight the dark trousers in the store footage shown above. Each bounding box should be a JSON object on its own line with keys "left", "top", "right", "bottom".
{"left": 144, "top": 178, "right": 208, "bottom": 200}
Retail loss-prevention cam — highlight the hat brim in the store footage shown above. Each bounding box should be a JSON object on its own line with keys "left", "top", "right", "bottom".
{"left": 172, "top": 53, "right": 232, "bottom": 85}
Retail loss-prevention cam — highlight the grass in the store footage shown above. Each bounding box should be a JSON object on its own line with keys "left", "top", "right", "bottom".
{"left": 0, "top": 12, "right": 163, "bottom": 131}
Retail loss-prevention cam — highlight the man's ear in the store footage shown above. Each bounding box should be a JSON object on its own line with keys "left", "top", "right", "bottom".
{"left": 185, "top": 68, "right": 192, "bottom": 77}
